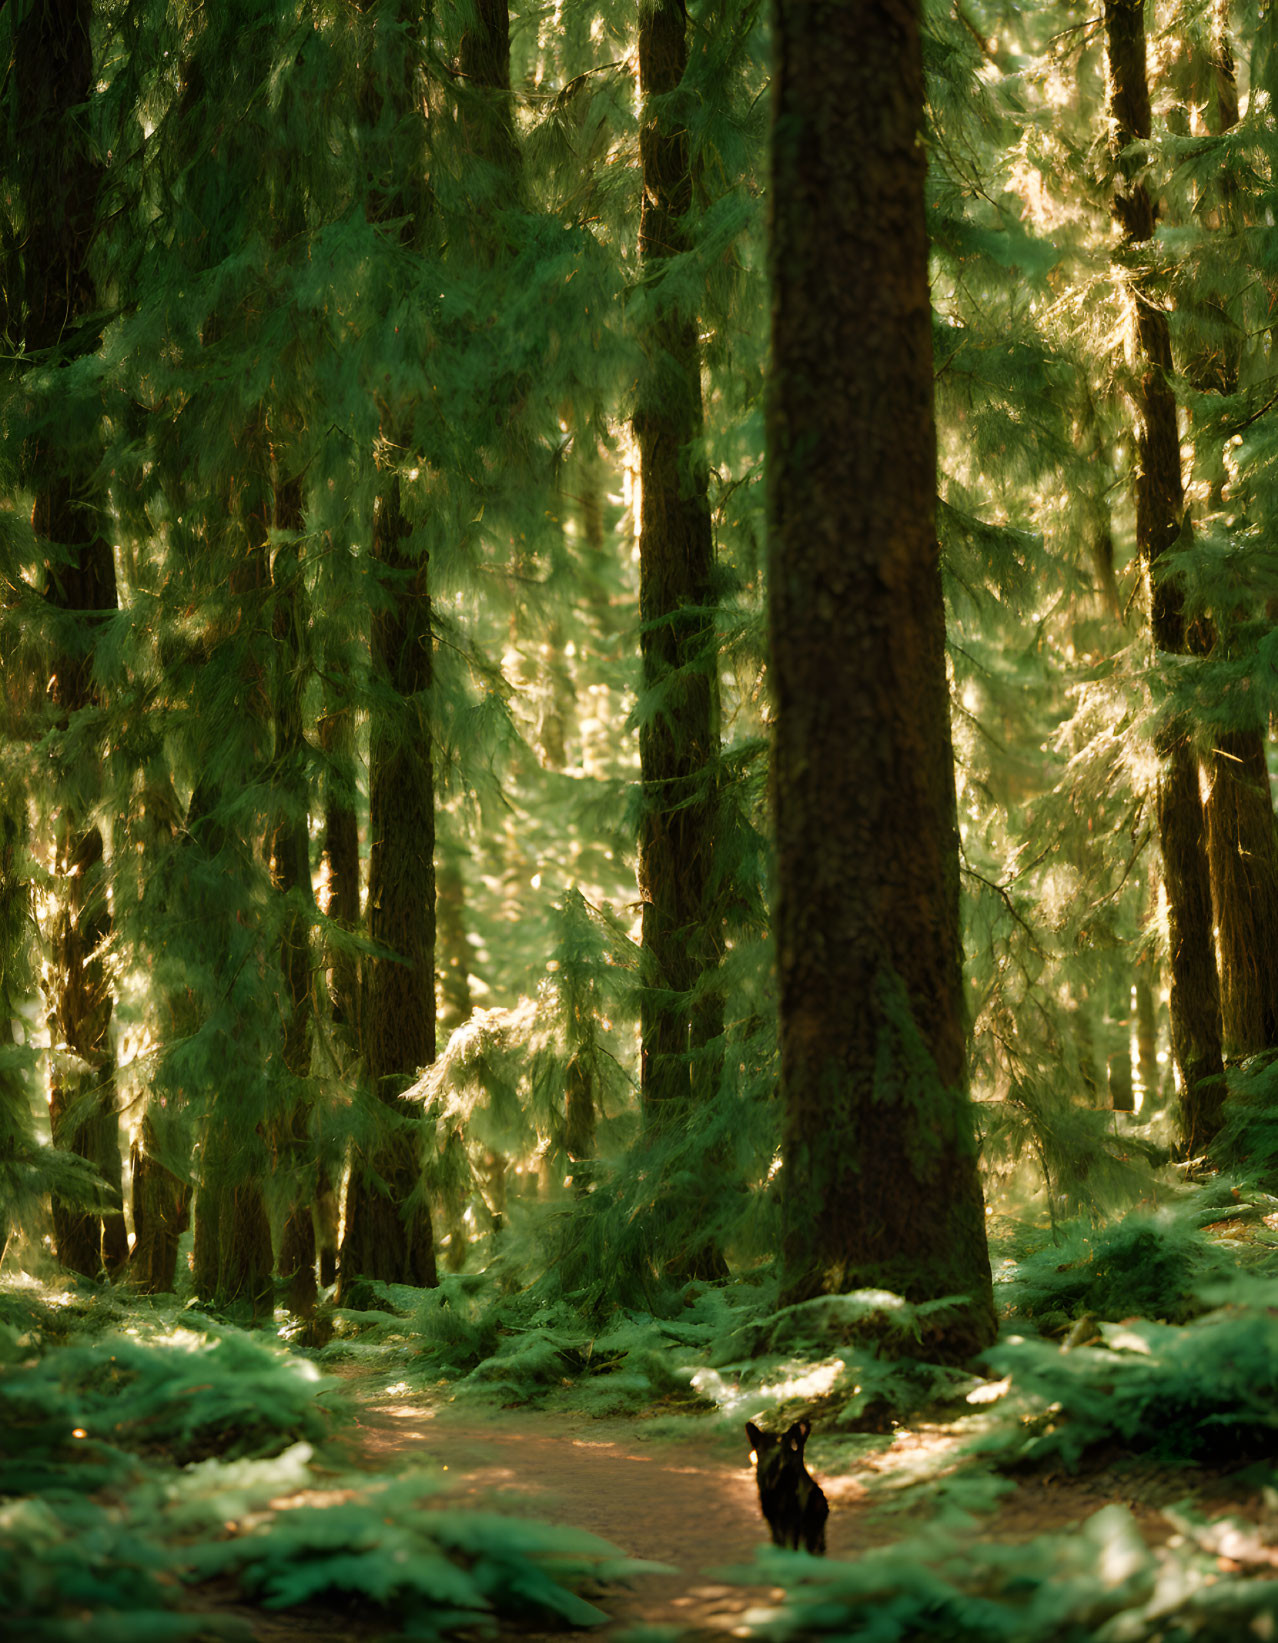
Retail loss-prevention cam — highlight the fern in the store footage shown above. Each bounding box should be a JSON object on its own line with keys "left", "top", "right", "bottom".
{"left": 723, "top": 1503, "right": 1278, "bottom": 1642}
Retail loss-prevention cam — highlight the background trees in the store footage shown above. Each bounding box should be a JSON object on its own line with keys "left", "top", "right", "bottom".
{"left": 0, "top": 0, "right": 1276, "bottom": 1350}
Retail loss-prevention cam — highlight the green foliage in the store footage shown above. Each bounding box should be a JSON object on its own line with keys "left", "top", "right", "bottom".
{"left": 981, "top": 1272, "right": 1278, "bottom": 1469}
{"left": 0, "top": 1291, "right": 654, "bottom": 1640}
{"left": 726, "top": 1503, "right": 1278, "bottom": 1642}
{"left": 187, "top": 1476, "right": 655, "bottom": 1633}
{"left": 1211, "top": 1056, "right": 1278, "bottom": 1186}
{"left": 0, "top": 1493, "right": 251, "bottom": 1643}
{"left": 996, "top": 1205, "right": 1233, "bottom": 1329}
{"left": 0, "top": 1314, "right": 342, "bottom": 1490}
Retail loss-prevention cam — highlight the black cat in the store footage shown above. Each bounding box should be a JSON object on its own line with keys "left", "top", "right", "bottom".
{"left": 745, "top": 1418, "right": 829, "bottom": 1554}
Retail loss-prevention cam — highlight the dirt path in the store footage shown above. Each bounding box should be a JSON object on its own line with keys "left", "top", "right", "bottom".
{"left": 191, "top": 1374, "right": 1204, "bottom": 1641}
{"left": 346, "top": 1378, "right": 825, "bottom": 1637}
{"left": 339, "top": 1379, "right": 1173, "bottom": 1636}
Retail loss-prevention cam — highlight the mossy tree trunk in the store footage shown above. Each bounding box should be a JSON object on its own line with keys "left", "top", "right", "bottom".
{"left": 769, "top": 0, "right": 996, "bottom": 1360}
{"left": 1104, "top": 0, "right": 1225, "bottom": 1152}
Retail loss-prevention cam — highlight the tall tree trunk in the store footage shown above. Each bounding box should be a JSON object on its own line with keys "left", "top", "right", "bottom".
{"left": 17, "top": 0, "right": 126, "bottom": 1277}
{"left": 185, "top": 777, "right": 273, "bottom": 1318}
{"left": 1190, "top": 1, "right": 1278, "bottom": 1061}
{"left": 338, "top": 0, "right": 439, "bottom": 1301}
{"left": 1208, "top": 731, "right": 1278, "bottom": 1055}
{"left": 458, "top": 0, "right": 519, "bottom": 184}
{"left": 189, "top": 448, "right": 275, "bottom": 1317}
{"left": 0, "top": 808, "right": 36, "bottom": 1268}
{"left": 318, "top": 699, "right": 359, "bottom": 1288}
{"left": 769, "top": 0, "right": 995, "bottom": 1360}
{"left": 270, "top": 473, "right": 318, "bottom": 1316}
{"left": 635, "top": 0, "right": 723, "bottom": 1123}
{"left": 1104, "top": 0, "right": 1225, "bottom": 1152}
{"left": 339, "top": 476, "right": 439, "bottom": 1296}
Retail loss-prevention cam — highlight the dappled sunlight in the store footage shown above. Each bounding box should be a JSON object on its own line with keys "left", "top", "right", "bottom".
{"left": 692, "top": 1358, "right": 846, "bottom": 1416}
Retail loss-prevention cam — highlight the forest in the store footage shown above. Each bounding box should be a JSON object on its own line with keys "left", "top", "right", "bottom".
{"left": 7, "top": 0, "right": 1278, "bottom": 1636}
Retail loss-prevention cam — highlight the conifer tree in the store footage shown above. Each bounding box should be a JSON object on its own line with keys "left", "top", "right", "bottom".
{"left": 339, "top": 0, "right": 439, "bottom": 1297}
{"left": 1188, "top": 1, "right": 1278, "bottom": 1060}
{"left": 634, "top": 0, "right": 722, "bottom": 1123}
{"left": 268, "top": 471, "right": 318, "bottom": 1318}
{"left": 1104, "top": 0, "right": 1224, "bottom": 1151}
{"left": 16, "top": 0, "right": 127, "bottom": 1277}
{"left": 769, "top": 0, "right": 995, "bottom": 1357}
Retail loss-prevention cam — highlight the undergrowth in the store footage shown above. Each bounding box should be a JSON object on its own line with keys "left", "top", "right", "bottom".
{"left": 980, "top": 1274, "right": 1278, "bottom": 1470}
{"left": 0, "top": 1279, "right": 655, "bottom": 1641}
{"left": 726, "top": 1502, "right": 1278, "bottom": 1642}
{"left": 11, "top": 1184, "right": 1278, "bottom": 1639}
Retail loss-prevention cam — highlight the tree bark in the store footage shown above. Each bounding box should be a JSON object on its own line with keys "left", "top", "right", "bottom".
{"left": 1190, "top": 1, "right": 1278, "bottom": 1062}
{"left": 189, "top": 452, "right": 275, "bottom": 1318}
{"left": 17, "top": 0, "right": 127, "bottom": 1277}
{"left": 338, "top": 1, "right": 439, "bottom": 1301}
{"left": 769, "top": 0, "right": 995, "bottom": 1360}
{"left": 635, "top": 0, "right": 723, "bottom": 1121}
{"left": 270, "top": 473, "right": 318, "bottom": 1317}
{"left": 1206, "top": 731, "right": 1278, "bottom": 1055}
{"left": 1104, "top": 0, "right": 1225, "bottom": 1151}
{"left": 339, "top": 477, "right": 439, "bottom": 1296}
{"left": 185, "top": 763, "right": 273, "bottom": 1317}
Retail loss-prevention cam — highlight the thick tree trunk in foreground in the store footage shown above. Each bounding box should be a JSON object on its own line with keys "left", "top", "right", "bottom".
{"left": 339, "top": 478, "right": 438, "bottom": 1296}
{"left": 769, "top": 0, "right": 995, "bottom": 1359}
{"left": 18, "top": 0, "right": 126, "bottom": 1277}
{"left": 635, "top": 0, "right": 722, "bottom": 1121}
{"left": 1105, "top": 0, "right": 1225, "bottom": 1152}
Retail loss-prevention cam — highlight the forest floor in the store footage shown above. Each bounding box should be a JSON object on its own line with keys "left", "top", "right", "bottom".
{"left": 182, "top": 1365, "right": 1259, "bottom": 1643}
